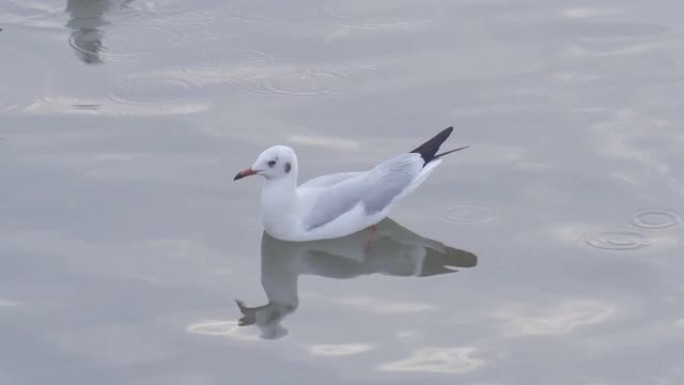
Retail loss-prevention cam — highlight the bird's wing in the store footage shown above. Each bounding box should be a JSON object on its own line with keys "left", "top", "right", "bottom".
{"left": 299, "top": 172, "right": 362, "bottom": 189}
{"left": 301, "top": 153, "right": 423, "bottom": 231}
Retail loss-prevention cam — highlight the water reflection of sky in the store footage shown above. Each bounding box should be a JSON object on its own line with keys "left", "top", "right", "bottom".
{"left": 1, "top": 0, "right": 684, "bottom": 384}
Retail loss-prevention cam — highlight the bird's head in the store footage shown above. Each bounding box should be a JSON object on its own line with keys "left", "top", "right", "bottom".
{"left": 234, "top": 145, "right": 298, "bottom": 181}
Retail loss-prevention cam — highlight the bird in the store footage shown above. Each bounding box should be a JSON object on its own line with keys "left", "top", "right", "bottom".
{"left": 233, "top": 126, "right": 468, "bottom": 241}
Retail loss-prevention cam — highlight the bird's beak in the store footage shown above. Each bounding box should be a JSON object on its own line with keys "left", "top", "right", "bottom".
{"left": 234, "top": 168, "right": 258, "bottom": 181}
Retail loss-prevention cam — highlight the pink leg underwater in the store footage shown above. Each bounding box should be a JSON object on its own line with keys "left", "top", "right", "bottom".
{"left": 363, "top": 225, "right": 378, "bottom": 252}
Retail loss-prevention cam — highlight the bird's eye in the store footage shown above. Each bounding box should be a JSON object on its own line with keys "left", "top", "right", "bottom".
{"left": 267, "top": 160, "right": 276, "bottom": 167}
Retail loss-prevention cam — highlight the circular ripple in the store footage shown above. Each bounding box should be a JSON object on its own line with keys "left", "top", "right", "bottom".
{"left": 441, "top": 205, "right": 496, "bottom": 224}
{"left": 252, "top": 70, "right": 347, "bottom": 95}
{"left": 108, "top": 78, "right": 198, "bottom": 105}
{"left": 581, "top": 230, "right": 652, "bottom": 251}
{"left": 242, "top": 66, "right": 398, "bottom": 96}
{"left": 4, "top": 0, "right": 63, "bottom": 29}
{"left": 320, "top": 0, "right": 441, "bottom": 30}
{"left": 630, "top": 209, "right": 681, "bottom": 230}
{"left": 181, "top": 49, "right": 274, "bottom": 81}
{"left": 227, "top": 0, "right": 321, "bottom": 22}
{"left": 69, "top": 24, "right": 183, "bottom": 61}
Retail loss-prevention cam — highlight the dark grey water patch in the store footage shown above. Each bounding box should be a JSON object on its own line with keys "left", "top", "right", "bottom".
{"left": 581, "top": 230, "right": 652, "bottom": 251}
{"left": 630, "top": 209, "right": 681, "bottom": 230}
{"left": 441, "top": 205, "right": 496, "bottom": 224}
{"left": 319, "top": 0, "right": 441, "bottom": 30}
{"left": 72, "top": 104, "right": 103, "bottom": 111}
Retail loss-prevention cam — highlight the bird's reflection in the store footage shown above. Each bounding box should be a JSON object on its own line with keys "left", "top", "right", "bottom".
{"left": 66, "top": 0, "right": 110, "bottom": 64}
{"left": 236, "top": 218, "right": 477, "bottom": 339}
{"left": 65, "top": 0, "right": 134, "bottom": 64}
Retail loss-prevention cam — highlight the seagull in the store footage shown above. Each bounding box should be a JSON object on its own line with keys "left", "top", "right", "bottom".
{"left": 234, "top": 126, "right": 468, "bottom": 241}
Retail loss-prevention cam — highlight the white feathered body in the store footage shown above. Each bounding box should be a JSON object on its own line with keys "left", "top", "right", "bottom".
{"left": 260, "top": 153, "right": 443, "bottom": 241}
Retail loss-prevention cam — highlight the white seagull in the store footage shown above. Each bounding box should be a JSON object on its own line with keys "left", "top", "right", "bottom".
{"left": 234, "top": 127, "right": 468, "bottom": 241}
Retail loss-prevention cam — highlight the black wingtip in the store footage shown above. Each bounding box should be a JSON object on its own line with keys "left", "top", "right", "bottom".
{"left": 410, "top": 126, "right": 457, "bottom": 165}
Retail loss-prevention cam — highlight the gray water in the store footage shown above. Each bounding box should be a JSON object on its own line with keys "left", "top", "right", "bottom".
{"left": 2, "top": 1, "right": 684, "bottom": 384}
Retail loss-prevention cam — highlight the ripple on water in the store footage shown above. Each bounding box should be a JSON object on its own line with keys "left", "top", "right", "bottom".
{"left": 243, "top": 66, "right": 398, "bottom": 96}
{"left": 108, "top": 77, "right": 199, "bottom": 106}
{"left": 256, "top": 70, "right": 346, "bottom": 95}
{"left": 3, "top": 0, "right": 63, "bottom": 29}
{"left": 226, "top": 0, "right": 321, "bottom": 22}
{"left": 581, "top": 230, "right": 652, "bottom": 251}
{"left": 144, "top": 1, "right": 248, "bottom": 40}
{"left": 441, "top": 205, "right": 496, "bottom": 224}
{"left": 69, "top": 23, "right": 183, "bottom": 61}
{"left": 320, "top": 0, "right": 441, "bottom": 30}
{"left": 180, "top": 49, "right": 274, "bottom": 81}
{"left": 630, "top": 209, "right": 681, "bottom": 230}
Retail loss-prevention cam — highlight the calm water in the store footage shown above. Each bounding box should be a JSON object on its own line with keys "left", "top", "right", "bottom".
{"left": 2, "top": 0, "right": 684, "bottom": 384}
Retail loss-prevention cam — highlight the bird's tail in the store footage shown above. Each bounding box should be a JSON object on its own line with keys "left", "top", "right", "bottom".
{"left": 435, "top": 145, "right": 470, "bottom": 158}
{"left": 410, "top": 126, "right": 468, "bottom": 166}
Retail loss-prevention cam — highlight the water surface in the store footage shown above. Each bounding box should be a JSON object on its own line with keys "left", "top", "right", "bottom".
{"left": 1, "top": 0, "right": 684, "bottom": 384}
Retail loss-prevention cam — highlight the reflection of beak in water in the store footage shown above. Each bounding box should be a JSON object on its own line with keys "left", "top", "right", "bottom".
{"left": 236, "top": 218, "right": 477, "bottom": 340}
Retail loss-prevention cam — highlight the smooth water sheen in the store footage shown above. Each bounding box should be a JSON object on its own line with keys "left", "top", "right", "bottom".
{"left": 1, "top": 0, "right": 684, "bottom": 384}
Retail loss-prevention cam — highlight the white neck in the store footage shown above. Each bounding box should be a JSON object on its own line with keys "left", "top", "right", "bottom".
{"left": 260, "top": 175, "right": 298, "bottom": 233}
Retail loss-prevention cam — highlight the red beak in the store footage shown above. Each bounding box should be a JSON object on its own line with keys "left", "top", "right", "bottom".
{"left": 234, "top": 168, "right": 258, "bottom": 181}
